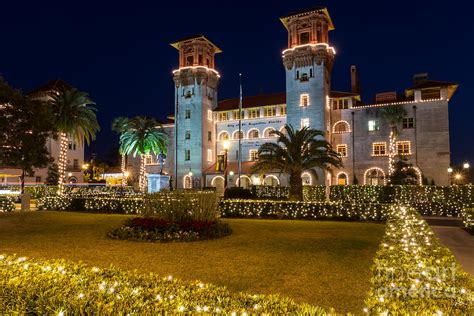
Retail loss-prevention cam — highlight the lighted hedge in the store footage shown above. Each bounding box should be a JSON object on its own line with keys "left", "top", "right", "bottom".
{"left": 0, "top": 254, "right": 328, "bottom": 314}
{"left": 37, "top": 196, "right": 144, "bottom": 214}
{"left": 0, "top": 198, "right": 15, "bottom": 212}
{"left": 460, "top": 208, "right": 473, "bottom": 234}
{"left": 220, "top": 200, "right": 388, "bottom": 221}
{"left": 365, "top": 205, "right": 474, "bottom": 314}
{"left": 251, "top": 185, "right": 326, "bottom": 201}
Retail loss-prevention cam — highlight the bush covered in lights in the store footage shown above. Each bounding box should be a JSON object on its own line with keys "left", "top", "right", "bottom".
{"left": 0, "top": 254, "right": 328, "bottom": 314}
{"left": 365, "top": 205, "right": 474, "bottom": 314}
{"left": 220, "top": 200, "right": 388, "bottom": 222}
{"left": 37, "top": 196, "right": 144, "bottom": 214}
{"left": 250, "top": 185, "right": 326, "bottom": 201}
{"left": 0, "top": 198, "right": 15, "bottom": 212}
{"left": 460, "top": 208, "right": 473, "bottom": 234}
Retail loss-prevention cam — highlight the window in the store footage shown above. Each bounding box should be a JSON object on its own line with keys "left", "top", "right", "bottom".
{"left": 402, "top": 117, "right": 414, "bottom": 129}
{"left": 35, "top": 176, "right": 42, "bottom": 183}
{"left": 300, "top": 94, "right": 309, "bottom": 107}
{"left": 233, "top": 130, "right": 244, "bottom": 140}
{"left": 336, "top": 144, "right": 347, "bottom": 157}
{"left": 185, "top": 130, "right": 191, "bottom": 140}
{"left": 185, "top": 150, "right": 191, "bottom": 161}
{"left": 421, "top": 88, "right": 441, "bottom": 100}
{"left": 332, "top": 99, "right": 349, "bottom": 110}
{"left": 198, "top": 54, "right": 203, "bottom": 65}
{"left": 145, "top": 155, "right": 153, "bottom": 164}
{"left": 232, "top": 110, "right": 243, "bottom": 120}
{"left": 264, "top": 106, "right": 276, "bottom": 117}
{"left": 263, "top": 128, "right": 276, "bottom": 138}
{"left": 299, "top": 31, "right": 310, "bottom": 44}
{"left": 248, "top": 109, "right": 260, "bottom": 119}
{"left": 248, "top": 129, "right": 259, "bottom": 139}
{"left": 372, "top": 142, "right": 387, "bottom": 156}
{"left": 368, "top": 120, "right": 380, "bottom": 132}
{"left": 280, "top": 105, "right": 287, "bottom": 115}
{"left": 73, "top": 159, "right": 79, "bottom": 169}
{"left": 207, "top": 149, "right": 212, "bottom": 162}
{"left": 186, "top": 55, "right": 193, "bottom": 66}
{"left": 218, "top": 132, "right": 230, "bottom": 141}
{"left": 208, "top": 131, "right": 212, "bottom": 141}
{"left": 207, "top": 110, "right": 213, "bottom": 121}
{"left": 397, "top": 141, "right": 411, "bottom": 155}
{"left": 68, "top": 142, "right": 72, "bottom": 150}
{"left": 249, "top": 149, "right": 258, "bottom": 161}
{"left": 301, "top": 118, "right": 310, "bottom": 129}
{"left": 333, "top": 121, "right": 350, "bottom": 133}
{"left": 185, "top": 110, "right": 191, "bottom": 119}
{"left": 73, "top": 143, "right": 76, "bottom": 150}
{"left": 218, "top": 112, "right": 229, "bottom": 121}
{"left": 235, "top": 150, "right": 239, "bottom": 160}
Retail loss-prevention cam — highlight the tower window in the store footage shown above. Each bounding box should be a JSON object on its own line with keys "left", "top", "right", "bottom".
{"left": 249, "top": 149, "right": 258, "bottom": 161}
{"left": 299, "top": 32, "right": 310, "bottom": 44}
{"left": 368, "top": 120, "right": 380, "bottom": 132}
{"left": 207, "top": 110, "right": 213, "bottom": 121}
{"left": 198, "top": 54, "right": 203, "bottom": 65}
{"left": 333, "top": 99, "right": 349, "bottom": 110}
{"left": 208, "top": 131, "right": 212, "bottom": 141}
{"left": 310, "top": 69, "right": 313, "bottom": 77}
{"left": 402, "top": 117, "right": 415, "bottom": 129}
{"left": 186, "top": 55, "right": 193, "bottom": 66}
{"left": 336, "top": 145, "right": 348, "bottom": 157}
{"left": 185, "top": 150, "right": 191, "bottom": 161}
{"left": 372, "top": 142, "right": 387, "bottom": 156}
{"left": 248, "top": 109, "right": 260, "bottom": 119}
{"left": 185, "top": 110, "right": 191, "bottom": 119}
{"left": 300, "top": 94, "right": 309, "bottom": 107}
{"left": 301, "top": 118, "right": 310, "bottom": 129}
{"left": 296, "top": 70, "right": 299, "bottom": 79}
{"left": 207, "top": 149, "right": 212, "bottom": 162}
{"left": 185, "top": 130, "right": 191, "bottom": 140}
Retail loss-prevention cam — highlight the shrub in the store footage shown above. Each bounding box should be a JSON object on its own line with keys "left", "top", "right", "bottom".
{"left": 250, "top": 185, "right": 326, "bottom": 201}
{"left": 0, "top": 254, "right": 327, "bottom": 314}
{"left": 219, "top": 200, "right": 388, "bottom": 222}
{"left": 460, "top": 208, "right": 474, "bottom": 234}
{"left": 365, "top": 205, "right": 474, "bottom": 314}
{"left": 0, "top": 198, "right": 15, "bottom": 212}
{"left": 225, "top": 187, "right": 254, "bottom": 199}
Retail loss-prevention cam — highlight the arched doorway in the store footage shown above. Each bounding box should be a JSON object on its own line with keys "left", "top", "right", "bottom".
{"left": 301, "top": 172, "right": 312, "bottom": 186}
{"left": 236, "top": 176, "right": 252, "bottom": 189}
{"left": 263, "top": 175, "right": 279, "bottom": 186}
{"left": 183, "top": 175, "right": 192, "bottom": 189}
{"left": 364, "top": 168, "right": 386, "bottom": 185}
{"left": 336, "top": 172, "right": 348, "bottom": 185}
{"left": 211, "top": 176, "right": 225, "bottom": 193}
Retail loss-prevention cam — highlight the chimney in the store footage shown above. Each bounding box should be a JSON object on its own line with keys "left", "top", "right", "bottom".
{"left": 413, "top": 73, "right": 428, "bottom": 86}
{"left": 350, "top": 65, "right": 360, "bottom": 94}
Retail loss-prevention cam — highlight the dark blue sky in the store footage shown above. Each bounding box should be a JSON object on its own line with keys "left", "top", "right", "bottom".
{"left": 2, "top": 0, "right": 473, "bottom": 165}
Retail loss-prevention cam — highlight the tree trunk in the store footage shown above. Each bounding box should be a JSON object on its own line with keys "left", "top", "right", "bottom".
{"left": 58, "top": 133, "right": 68, "bottom": 194}
{"left": 139, "top": 154, "right": 146, "bottom": 192}
{"left": 289, "top": 172, "right": 303, "bottom": 201}
{"left": 121, "top": 153, "right": 127, "bottom": 186}
{"left": 388, "top": 129, "right": 397, "bottom": 179}
{"left": 20, "top": 169, "right": 25, "bottom": 195}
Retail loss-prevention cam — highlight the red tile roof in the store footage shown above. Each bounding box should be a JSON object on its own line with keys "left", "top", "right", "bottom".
{"left": 405, "top": 80, "right": 458, "bottom": 91}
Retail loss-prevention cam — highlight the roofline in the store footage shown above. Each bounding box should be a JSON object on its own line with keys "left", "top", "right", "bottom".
{"left": 170, "top": 34, "right": 222, "bottom": 53}
{"left": 280, "top": 7, "right": 334, "bottom": 31}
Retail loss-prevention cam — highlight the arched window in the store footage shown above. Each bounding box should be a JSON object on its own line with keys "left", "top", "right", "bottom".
{"left": 364, "top": 168, "right": 386, "bottom": 186}
{"left": 279, "top": 126, "right": 287, "bottom": 136}
{"left": 236, "top": 176, "right": 252, "bottom": 189}
{"left": 336, "top": 172, "right": 349, "bottom": 185}
{"left": 232, "top": 130, "right": 244, "bottom": 140}
{"left": 263, "top": 175, "right": 280, "bottom": 186}
{"left": 183, "top": 175, "right": 192, "bottom": 189}
{"left": 247, "top": 129, "right": 260, "bottom": 139}
{"left": 263, "top": 128, "right": 276, "bottom": 138}
{"left": 301, "top": 172, "right": 312, "bottom": 186}
{"left": 211, "top": 176, "right": 225, "bottom": 193}
{"left": 332, "top": 120, "right": 351, "bottom": 134}
{"left": 218, "top": 131, "right": 230, "bottom": 141}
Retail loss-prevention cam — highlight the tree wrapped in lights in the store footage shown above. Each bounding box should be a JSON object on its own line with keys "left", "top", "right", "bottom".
{"left": 49, "top": 86, "right": 99, "bottom": 194}
{"left": 252, "top": 125, "right": 341, "bottom": 201}
{"left": 112, "top": 116, "right": 168, "bottom": 192}
{"left": 379, "top": 104, "right": 406, "bottom": 179}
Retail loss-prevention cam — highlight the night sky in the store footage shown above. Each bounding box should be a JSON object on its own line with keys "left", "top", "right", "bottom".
{"left": 2, "top": 0, "right": 473, "bottom": 165}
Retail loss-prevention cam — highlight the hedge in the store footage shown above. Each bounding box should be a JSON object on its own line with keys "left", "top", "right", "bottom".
{"left": 0, "top": 198, "right": 15, "bottom": 212}
{"left": 365, "top": 205, "right": 474, "bottom": 314}
{"left": 0, "top": 254, "right": 328, "bottom": 314}
{"left": 37, "top": 196, "right": 144, "bottom": 214}
{"left": 460, "top": 208, "right": 473, "bottom": 234}
{"left": 219, "top": 200, "right": 388, "bottom": 222}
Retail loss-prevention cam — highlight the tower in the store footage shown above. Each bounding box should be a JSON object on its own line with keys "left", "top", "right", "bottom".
{"left": 281, "top": 7, "right": 335, "bottom": 184}
{"left": 171, "top": 35, "right": 221, "bottom": 189}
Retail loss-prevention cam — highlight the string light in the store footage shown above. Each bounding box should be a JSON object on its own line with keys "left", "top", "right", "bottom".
{"left": 57, "top": 133, "right": 68, "bottom": 195}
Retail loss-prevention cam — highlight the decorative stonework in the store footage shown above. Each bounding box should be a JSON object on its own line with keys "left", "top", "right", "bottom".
{"left": 283, "top": 44, "right": 334, "bottom": 71}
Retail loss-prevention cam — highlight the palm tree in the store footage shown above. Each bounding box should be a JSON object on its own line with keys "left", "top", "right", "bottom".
{"left": 112, "top": 116, "right": 168, "bottom": 192}
{"left": 251, "top": 125, "right": 342, "bottom": 201}
{"left": 112, "top": 117, "right": 129, "bottom": 186}
{"left": 49, "top": 86, "right": 100, "bottom": 194}
{"left": 379, "top": 104, "right": 406, "bottom": 178}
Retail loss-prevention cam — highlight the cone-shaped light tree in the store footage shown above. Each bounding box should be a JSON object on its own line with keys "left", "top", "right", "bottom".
{"left": 49, "top": 86, "right": 100, "bottom": 194}
{"left": 251, "top": 125, "right": 342, "bottom": 201}
{"left": 112, "top": 116, "right": 168, "bottom": 192}
{"left": 379, "top": 104, "right": 406, "bottom": 179}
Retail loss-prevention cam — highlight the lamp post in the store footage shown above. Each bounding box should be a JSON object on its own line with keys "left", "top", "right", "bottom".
{"left": 223, "top": 140, "right": 230, "bottom": 190}
{"left": 447, "top": 167, "right": 453, "bottom": 185}
{"left": 463, "top": 162, "right": 470, "bottom": 184}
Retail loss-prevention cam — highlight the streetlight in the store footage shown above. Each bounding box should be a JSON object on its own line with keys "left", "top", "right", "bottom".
{"left": 447, "top": 167, "right": 453, "bottom": 186}
{"left": 463, "top": 162, "right": 470, "bottom": 169}
{"left": 223, "top": 140, "right": 230, "bottom": 190}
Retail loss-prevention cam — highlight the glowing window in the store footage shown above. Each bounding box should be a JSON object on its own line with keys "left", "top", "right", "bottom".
{"left": 372, "top": 143, "right": 387, "bottom": 156}
{"left": 337, "top": 144, "right": 347, "bottom": 157}
{"left": 300, "top": 94, "right": 309, "bottom": 107}
{"left": 397, "top": 141, "right": 411, "bottom": 155}
{"left": 249, "top": 149, "right": 258, "bottom": 161}
{"left": 301, "top": 118, "right": 309, "bottom": 129}
{"left": 368, "top": 120, "right": 380, "bottom": 132}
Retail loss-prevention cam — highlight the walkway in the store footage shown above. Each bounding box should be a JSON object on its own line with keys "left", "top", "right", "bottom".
{"left": 425, "top": 216, "right": 474, "bottom": 276}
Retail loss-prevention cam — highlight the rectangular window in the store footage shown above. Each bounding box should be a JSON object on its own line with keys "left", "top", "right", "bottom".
{"left": 208, "top": 131, "right": 212, "bottom": 141}
{"left": 145, "top": 154, "right": 152, "bottom": 165}
{"left": 402, "top": 117, "right": 415, "bottom": 129}
{"left": 68, "top": 142, "right": 72, "bottom": 150}
{"left": 397, "top": 141, "right": 411, "bottom": 155}
{"left": 301, "top": 118, "right": 310, "bottom": 129}
{"left": 280, "top": 105, "right": 287, "bottom": 115}
{"left": 207, "top": 149, "right": 212, "bottom": 162}
{"left": 35, "top": 176, "right": 42, "bottom": 183}
{"left": 368, "top": 120, "right": 380, "bottom": 132}
{"left": 300, "top": 31, "right": 310, "bottom": 44}
{"left": 249, "top": 149, "right": 258, "bottom": 161}
{"left": 332, "top": 99, "right": 349, "bottom": 110}
{"left": 300, "top": 94, "right": 309, "bottom": 107}
{"left": 264, "top": 106, "right": 276, "bottom": 117}
{"left": 185, "top": 130, "right": 191, "bottom": 140}
{"left": 185, "top": 150, "right": 191, "bottom": 161}
{"left": 207, "top": 110, "right": 213, "bottom": 121}
{"left": 336, "top": 144, "right": 347, "bottom": 157}
{"left": 185, "top": 110, "right": 191, "bottom": 119}
{"left": 186, "top": 55, "right": 193, "bottom": 66}
{"left": 218, "top": 112, "right": 229, "bottom": 121}
{"left": 235, "top": 150, "right": 239, "bottom": 160}
{"left": 248, "top": 109, "right": 260, "bottom": 119}
{"left": 73, "top": 159, "right": 79, "bottom": 169}
{"left": 232, "top": 110, "right": 243, "bottom": 120}
{"left": 372, "top": 142, "right": 387, "bottom": 156}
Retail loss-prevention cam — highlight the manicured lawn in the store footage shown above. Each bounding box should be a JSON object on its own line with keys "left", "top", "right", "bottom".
{"left": 0, "top": 211, "right": 384, "bottom": 313}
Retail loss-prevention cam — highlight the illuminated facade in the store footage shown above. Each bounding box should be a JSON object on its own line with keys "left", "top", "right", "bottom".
{"left": 131, "top": 7, "right": 457, "bottom": 190}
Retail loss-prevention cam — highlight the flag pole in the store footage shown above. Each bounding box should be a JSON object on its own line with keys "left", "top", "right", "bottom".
{"left": 238, "top": 73, "right": 243, "bottom": 187}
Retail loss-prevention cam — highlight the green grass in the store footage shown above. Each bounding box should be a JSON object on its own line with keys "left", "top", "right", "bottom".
{"left": 0, "top": 211, "right": 384, "bottom": 313}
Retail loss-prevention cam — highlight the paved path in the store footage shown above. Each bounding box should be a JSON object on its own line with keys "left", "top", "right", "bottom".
{"left": 425, "top": 217, "right": 474, "bottom": 276}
